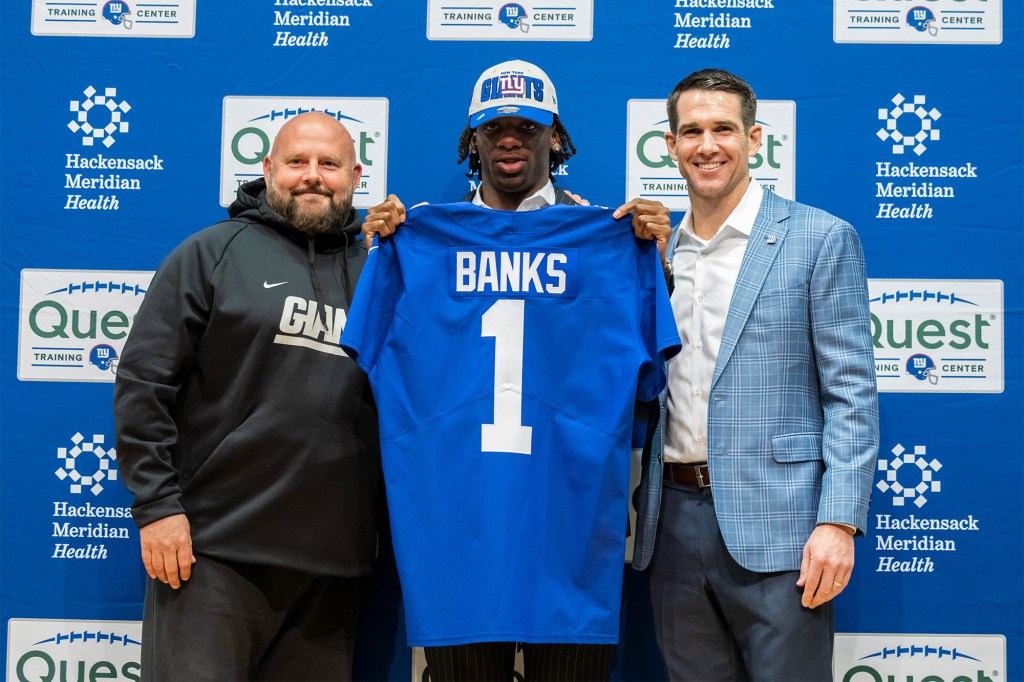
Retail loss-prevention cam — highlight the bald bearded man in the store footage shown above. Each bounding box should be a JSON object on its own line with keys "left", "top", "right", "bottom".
{"left": 115, "top": 112, "right": 381, "bottom": 681}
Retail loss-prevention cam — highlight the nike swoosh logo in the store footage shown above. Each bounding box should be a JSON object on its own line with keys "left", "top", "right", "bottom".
{"left": 263, "top": 281, "right": 288, "bottom": 289}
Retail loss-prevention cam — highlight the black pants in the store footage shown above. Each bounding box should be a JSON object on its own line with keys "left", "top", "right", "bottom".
{"left": 424, "top": 642, "right": 613, "bottom": 682}
{"left": 141, "top": 554, "right": 360, "bottom": 681}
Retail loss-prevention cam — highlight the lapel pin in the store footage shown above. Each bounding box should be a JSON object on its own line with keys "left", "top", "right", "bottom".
{"left": 766, "top": 235, "right": 777, "bottom": 244}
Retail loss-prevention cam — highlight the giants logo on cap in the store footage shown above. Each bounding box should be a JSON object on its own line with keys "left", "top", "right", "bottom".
{"left": 479, "top": 75, "right": 546, "bottom": 104}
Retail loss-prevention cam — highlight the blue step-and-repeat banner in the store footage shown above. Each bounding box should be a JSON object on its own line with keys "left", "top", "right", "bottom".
{"left": 1, "top": 2, "right": 1021, "bottom": 680}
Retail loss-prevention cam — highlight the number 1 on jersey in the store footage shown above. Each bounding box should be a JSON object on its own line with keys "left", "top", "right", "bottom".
{"left": 481, "top": 299, "right": 533, "bottom": 454}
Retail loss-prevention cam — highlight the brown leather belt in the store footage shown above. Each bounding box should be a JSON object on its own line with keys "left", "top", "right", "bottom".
{"left": 663, "top": 462, "right": 710, "bottom": 488}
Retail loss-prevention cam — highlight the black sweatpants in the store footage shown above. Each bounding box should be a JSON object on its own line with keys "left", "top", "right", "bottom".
{"left": 141, "top": 554, "right": 359, "bottom": 681}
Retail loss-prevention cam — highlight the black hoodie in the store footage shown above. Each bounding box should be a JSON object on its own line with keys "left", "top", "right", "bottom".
{"left": 114, "top": 179, "right": 379, "bottom": 576}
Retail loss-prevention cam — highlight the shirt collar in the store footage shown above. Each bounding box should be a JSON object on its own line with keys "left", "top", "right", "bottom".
{"left": 681, "top": 180, "right": 764, "bottom": 242}
{"left": 472, "top": 180, "right": 556, "bottom": 212}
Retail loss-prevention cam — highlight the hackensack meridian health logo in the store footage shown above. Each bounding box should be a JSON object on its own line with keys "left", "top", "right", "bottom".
{"left": 55, "top": 432, "right": 118, "bottom": 497}
{"left": 877, "top": 94, "right": 939, "bottom": 157}
{"left": 68, "top": 86, "right": 130, "bottom": 149}
{"left": 875, "top": 443, "right": 941, "bottom": 509}
{"left": 51, "top": 431, "right": 134, "bottom": 561}
{"left": 873, "top": 93, "right": 980, "bottom": 221}
{"left": 63, "top": 86, "right": 169, "bottom": 212}
{"left": 426, "top": 0, "right": 594, "bottom": 40}
{"left": 872, "top": 442, "right": 981, "bottom": 575}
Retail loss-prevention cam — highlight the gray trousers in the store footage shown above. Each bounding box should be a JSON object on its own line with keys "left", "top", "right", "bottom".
{"left": 648, "top": 483, "right": 834, "bottom": 682}
{"left": 141, "top": 553, "right": 359, "bottom": 681}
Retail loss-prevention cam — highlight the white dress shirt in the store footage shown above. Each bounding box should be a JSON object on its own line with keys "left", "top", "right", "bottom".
{"left": 664, "top": 181, "right": 764, "bottom": 464}
{"left": 472, "top": 180, "right": 556, "bottom": 212}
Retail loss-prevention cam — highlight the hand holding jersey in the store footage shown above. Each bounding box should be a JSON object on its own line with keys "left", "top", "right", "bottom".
{"left": 363, "top": 193, "right": 673, "bottom": 258}
{"left": 614, "top": 198, "right": 673, "bottom": 260}
{"left": 363, "top": 194, "right": 406, "bottom": 240}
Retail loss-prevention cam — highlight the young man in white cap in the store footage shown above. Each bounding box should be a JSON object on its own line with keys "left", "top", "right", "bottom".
{"left": 456, "top": 58, "right": 580, "bottom": 210}
{"left": 365, "top": 59, "right": 669, "bottom": 245}
{"left": 361, "top": 60, "right": 673, "bottom": 681}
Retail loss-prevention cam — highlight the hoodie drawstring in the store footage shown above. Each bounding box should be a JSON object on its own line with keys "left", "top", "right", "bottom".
{"left": 307, "top": 230, "right": 353, "bottom": 334}
{"left": 307, "top": 239, "right": 328, "bottom": 333}
{"left": 340, "top": 229, "right": 352, "bottom": 308}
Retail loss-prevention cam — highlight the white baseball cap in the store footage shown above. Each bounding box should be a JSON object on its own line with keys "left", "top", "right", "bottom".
{"left": 468, "top": 60, "right": 559, "bottom": 129}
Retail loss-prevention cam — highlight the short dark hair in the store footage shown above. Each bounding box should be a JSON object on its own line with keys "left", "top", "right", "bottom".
{"left": 666, "top": 69, "right": 757, "bottom": 135}
{"left": 456, "top": 115, "right": 577, "bottom": 182}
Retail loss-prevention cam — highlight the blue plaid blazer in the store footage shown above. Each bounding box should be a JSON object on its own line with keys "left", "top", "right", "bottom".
{"left": 632, "top": 189, "right": 879, "bottom": 573}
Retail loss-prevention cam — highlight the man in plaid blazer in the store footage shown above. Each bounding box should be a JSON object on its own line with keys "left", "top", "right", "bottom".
{"left": 632, "top": 69, "right": 879, "bottom": 681}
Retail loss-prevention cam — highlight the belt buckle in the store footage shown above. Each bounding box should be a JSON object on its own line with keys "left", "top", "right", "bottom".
{"left": 694, "top": 464, "right": 710, "bottom": 488}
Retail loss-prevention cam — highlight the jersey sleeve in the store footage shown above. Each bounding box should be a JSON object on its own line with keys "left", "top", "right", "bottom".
{"left": 636, "top": 237, "right": 681, "bottom": 402}
{"left": 340, "top": 235, "right": 402, "bottom": 374}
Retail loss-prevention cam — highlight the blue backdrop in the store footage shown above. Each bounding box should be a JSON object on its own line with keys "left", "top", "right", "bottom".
{"left": 2, "top": 2, "right": 1020, "bottom": 680}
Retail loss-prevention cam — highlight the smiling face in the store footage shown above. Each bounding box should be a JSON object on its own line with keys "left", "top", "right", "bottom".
{"left": 665, "top": 89, "right": 762, "bottom": 216}
{"left": 263, "top": 112, "right": 362, "bottom": 235}
{"left": 473, "top": 116, "right": 558, "bottom": 210}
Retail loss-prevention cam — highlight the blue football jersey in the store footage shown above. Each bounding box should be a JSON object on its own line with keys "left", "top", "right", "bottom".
{"left": 341, "top": 203, "right": 680, "bottom": 646}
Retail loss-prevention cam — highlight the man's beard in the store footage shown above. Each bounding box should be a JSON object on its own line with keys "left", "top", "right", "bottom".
{"left": 266, "top": 180, "right": 353, "bottom": 235}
